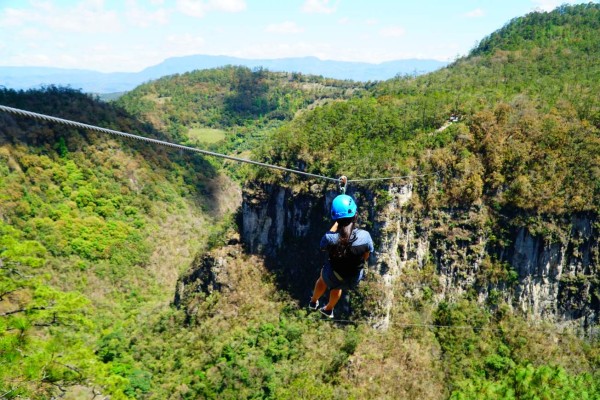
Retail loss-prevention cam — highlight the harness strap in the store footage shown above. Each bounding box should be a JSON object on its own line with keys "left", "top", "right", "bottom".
{"left": 333, "top": 270, "right": 345, "bottom": 281}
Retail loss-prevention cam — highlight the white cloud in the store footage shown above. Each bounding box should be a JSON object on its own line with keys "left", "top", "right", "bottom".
{"left": 163, "top": 34, "right": 206, "bottom": 55}
{"left": 379, "top": 26, "right": 406, "bottom": 38}
{"left": 338, "top": 17, "right": 350, "bottom": 25}
{"left": 53, "top": 1, "right": 121, "bottom": 33}
{"left": 301, "top": 0, "right": 337, "bottom": 14}
{"left": 0, "top": 8, "right": 29, "bottom": 27}
{"left": 365, "top": 18, "right": 378, "bottom": 26}
{"left": 7, "top": 53, "right": 53, "bottom": 66}
{"left": 214, "top": 0, "right": 246, "bottom": 12}
{"left": 176, "top": 0, "right": 207, "bottom": 17}
{"left": 19, "top": 28, "right": 47, "bottom": 40}
{"left": 465, "top": 8, "right": 485, "bottom": 18}
{"left": 0, "top": 1, "right": 122, "bottom": 33}
{"left": 126, "top": 0, "right": 169, "bottom": 27}
{"left": 531, "top": 0, "right": 563, "bottom": 11}
{"left": 1, "top": 5, "right": 37, "bottom": 28}
{"left": 176, "top": 0, "right": 246, "bottom": 18}
{"left": 265, "top": 21, "right": 304, "bottom": 34}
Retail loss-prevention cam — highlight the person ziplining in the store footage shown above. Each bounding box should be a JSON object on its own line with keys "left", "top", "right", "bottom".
{"left": 309, "top": 192, "right": 374, "bottom": 319}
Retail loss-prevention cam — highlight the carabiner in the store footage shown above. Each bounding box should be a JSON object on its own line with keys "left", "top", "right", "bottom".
{"left": 339, "top": 175, "right": 348, "bottom": 194}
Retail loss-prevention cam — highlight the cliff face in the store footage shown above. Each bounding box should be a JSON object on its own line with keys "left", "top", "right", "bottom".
{"left": 511, "top": 217, "right": 599, "bottom": 324}
{"left": 239, "top": 180, "right": 599, "bottom": 330}
{"left": 240, "top": 182, "right": 340, "bottom": 302}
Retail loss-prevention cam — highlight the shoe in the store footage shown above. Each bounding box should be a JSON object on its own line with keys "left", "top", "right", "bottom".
{"left": 319, "top": 307, "right": 334, "bottom": 319}
{"left": 308, "top": 299, "right": 319, "bottom": 310}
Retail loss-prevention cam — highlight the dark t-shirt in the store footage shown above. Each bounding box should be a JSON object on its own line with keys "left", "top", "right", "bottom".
{"left": 320, "top": 228, "right": 374, "bottom": 279}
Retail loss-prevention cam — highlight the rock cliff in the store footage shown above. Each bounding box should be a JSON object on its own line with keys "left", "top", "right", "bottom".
{"left": 238, "top": 180, "right": 599, "bottom": 331}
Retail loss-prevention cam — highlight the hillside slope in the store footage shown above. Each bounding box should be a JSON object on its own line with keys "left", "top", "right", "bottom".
{"left": 115, "top": 66, "right": 368, "bottom": 155}
{"left": 247, "top": 3, "right": 600, "bottom": 324}
{"left": 256, "top": 4, "right": 600, "bottom": 215}
{"left": 0, "top": 87, "right": 240, "bottom": 398}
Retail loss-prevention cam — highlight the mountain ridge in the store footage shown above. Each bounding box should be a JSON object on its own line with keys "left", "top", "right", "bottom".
{"left": 0, "top": 55, "right": 447, "bottom": 94}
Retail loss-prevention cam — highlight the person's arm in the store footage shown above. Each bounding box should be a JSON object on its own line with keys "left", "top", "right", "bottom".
{"left": 329, "top": 221, "right": 338, "bottom": 233}
{"left": 364, "top": 232, "right": 374, "bottom": 262}
{"left": 320, "top": 222, "right": 339, "bottom": 251}
{"left": 320, "top": 228, "right": 334, "bottom": 251}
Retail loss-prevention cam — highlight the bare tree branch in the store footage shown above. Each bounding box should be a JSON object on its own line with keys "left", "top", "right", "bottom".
{"left": 0, "top": 306, "right": 46, "bottom": 317}
{"left": 53, "top": 360, "right": 83, "bottom": 377}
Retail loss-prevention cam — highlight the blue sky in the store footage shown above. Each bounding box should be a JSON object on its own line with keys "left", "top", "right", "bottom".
{"left": 0, "top": 0, "right": 595, "bottom": 72}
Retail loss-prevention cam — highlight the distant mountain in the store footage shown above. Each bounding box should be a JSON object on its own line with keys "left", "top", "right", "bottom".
{"left": 140, "top": 55, "right": 447, "bottom": 83}
{"left": 0, "top": 55, "right": 447, "bottom": 94}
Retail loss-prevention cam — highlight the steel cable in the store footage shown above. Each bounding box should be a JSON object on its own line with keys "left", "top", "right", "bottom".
{"left": 0, "top": 104, "right": 436, "bottom": 185}
{"left": 0, "top": 104, "right": 339, "bottom": 182}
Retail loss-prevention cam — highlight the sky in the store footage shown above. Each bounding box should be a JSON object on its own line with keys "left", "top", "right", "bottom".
{"left": 0, "top": 0, "right": 595, "bottom": 73}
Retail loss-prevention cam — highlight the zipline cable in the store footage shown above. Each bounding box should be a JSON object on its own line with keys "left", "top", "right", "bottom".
{"left": 348, "top": 173, "right": 438, "bottom": 183}
{"left": 0, "top": 104, "right": 436, "bottom": 186}
{"left": 0, "top": 104, "right": 339, "bottom": 183}
{"left": 305, "top": 315, "right": 598, "bottom": 341}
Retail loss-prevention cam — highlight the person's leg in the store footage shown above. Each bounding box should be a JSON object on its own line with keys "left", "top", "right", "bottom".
{"left": 310, "top": 271, "right": 327, "bottom": 303}
{"left": 323, "top": 288, "right": 342, "bottom": 311}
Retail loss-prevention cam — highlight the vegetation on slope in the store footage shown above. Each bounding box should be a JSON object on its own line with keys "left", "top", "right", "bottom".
{"left": 0, "top": 87, "right": 236, "bottom": 398}
{"left": 115, "top": 65, "right": 368, "bottom": 154}
{"left": 118, "top": 242, "right": 599, "bottom": 399}
{"left": 236, "top": 4, "right": 600, "bottom": 397}
{"left": 257, "top": 3, "right": 600, "bottom": 216}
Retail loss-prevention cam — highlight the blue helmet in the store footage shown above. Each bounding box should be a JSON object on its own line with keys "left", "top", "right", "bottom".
{"left": 331, "top": 194, "right": 357, "bottom": 220}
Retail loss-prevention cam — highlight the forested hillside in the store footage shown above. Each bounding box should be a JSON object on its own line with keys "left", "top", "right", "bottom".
{"left": 0, "top": 87, "right": 240, "bottom": 398}
{"left": 258, "top": 3, "right": 600, "bottom": 214}
{"left": 1, "top": 4, "right": 599, "bottom": 400}
{"left": 116, "top": 66, "right": 367, "bottom": 154}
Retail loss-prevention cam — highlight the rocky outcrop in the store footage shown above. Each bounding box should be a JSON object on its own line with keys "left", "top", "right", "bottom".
{"left": 510, "top": 217, "right": 599, "bottom": 327}
{"left": 174, "top": 252, "right": 226, "bottom": 310}
{"left": 174, "top": 239, "right": 279, "bottom": 323}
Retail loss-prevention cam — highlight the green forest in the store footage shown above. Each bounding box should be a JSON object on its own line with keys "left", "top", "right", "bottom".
{"left": 1, "top": 4, "right": 600, "bottom": 399}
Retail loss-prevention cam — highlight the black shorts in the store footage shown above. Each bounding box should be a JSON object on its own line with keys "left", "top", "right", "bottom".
{"left": 322, "top": 263, "right": 364, "bottom": 290}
